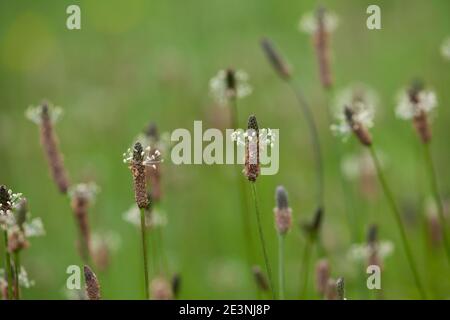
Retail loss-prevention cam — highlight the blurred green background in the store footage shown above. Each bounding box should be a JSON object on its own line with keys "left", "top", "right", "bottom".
{"left": 0, "top": 0, "right": 450, "bottom": 299}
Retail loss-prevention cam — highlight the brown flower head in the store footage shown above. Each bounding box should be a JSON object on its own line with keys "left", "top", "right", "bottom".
{"left": 83, "top": 265, "right": 101, "bottom": 300}
{"left": 252, "top": 265, "right": 269, "bottom": 292}
{"left": 315, "top": 259, "right": 330, "bottom": 296}
{"left": 244, "top": 115, "right": 260, "bottom": 182}
{"left": 274, "top": 186, "right": 292, "bottom": 235}
{"left": 260, "top": 38, "right": 292, "bottom": 80}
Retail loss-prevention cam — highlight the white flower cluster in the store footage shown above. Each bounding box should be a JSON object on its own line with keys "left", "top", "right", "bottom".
{"left": 0, "top": 189, "right": 22, "bottom": 216}
{"left": 341, "top": 150, "right": 386, "bottom": 181}
{"left": 230, "top": 128, "right": 276, "bottom": 148}
{"left": 0, "top": 267, "right": 35, "bottom": 289}
{"left": 122, "top": 204, "right": 167, "bottom": 229}
{"left": 348, "top": 241, "right": 394, "bottom": 262}
{"left": 209, "top": 69, "right": 252, "bottom": 107}
{"left": 25, "top": 103, "right": 63, "bottom": 125}
{"left": 122, "top": 146, "right": 163, "bottom": 170}
{"left": 395, "top": 89, "right": 437, "bottom": 120}
{"left": 299, "top": 10, "right": 339, "bottom": 35}
{"left": 68, "top": 182, "right": 100, "bottom": 202}
{"left": 331, "top": 84, "right": 377, "bottom": 140}
{"left": 441, "top": 37, "right": 450, "bottom": 60}
{"left": 91, "top": 231, "right": 121, "bottom": 253}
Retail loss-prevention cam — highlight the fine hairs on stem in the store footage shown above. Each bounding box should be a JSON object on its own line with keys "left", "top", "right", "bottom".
{"left": 260, "top": 38, "right": 325, "bottom": 213}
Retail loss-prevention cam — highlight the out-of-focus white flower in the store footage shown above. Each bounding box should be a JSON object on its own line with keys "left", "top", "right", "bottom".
{"left": 91, "top": 231, "right": 121, "bottom": 253}
{"left": 209, "top": 69, "right": 252, "bottom": 107}
{"left": 23, "top": 217, "right": 45, "bottom": 238}
{"left": 299, "top": 9, "right": 339, "bottom": 34}
{"left": 348, "top": 241, "right": 394, "bottom": 262}
{"left": 123, "top": 204, "right": 167, "bottom": 229}
{"left": 341, "top": 150, "right": 386, "bottom": 181}
{"left": 331, "top": 84, "right": 377, "bottom": 139}
{"left": 18, "top": 267, "right": 35, "bottom": 288}
{"left": 25, "top": 102, "right": 63, "bottom": 125}
{"left": 395, "top": 88, "right": 437, "bottom": 120}
{"left": 68, "top": 183, "right": 100, "bottom": 203}
{"left": 441, "top": 37, "right": 450, "bottom": 60}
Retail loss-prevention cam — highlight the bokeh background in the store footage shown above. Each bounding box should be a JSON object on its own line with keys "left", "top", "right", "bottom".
{"left": 1, "top": 0, "right": 450, "bottom": 299}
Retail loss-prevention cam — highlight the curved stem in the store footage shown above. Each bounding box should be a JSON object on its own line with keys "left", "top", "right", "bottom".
{"left": 423, "top": 142, "right": 450, "bottom": 265}
{"left": 278, "top": 234, "right": 285, "bottom": 300}
{"left": 288, "top": 81, "right": 324, "bottom": 210}
{"left": 3, "top": 231, "right": 12, "bottom": 299}
{"left": 369, "top": 145, "right": 427, "bottom": 299}
{"left": 250, "top": 183, "right": 275, "bottom": 299}
{"left": 140, "top": 208, "right": 150, "bottom": 299}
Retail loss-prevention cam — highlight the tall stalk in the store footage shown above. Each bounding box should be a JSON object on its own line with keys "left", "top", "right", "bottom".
{"left": 277, "top": 234, "right": 285, "bottom": 300}
{"left": 13, "top": 252, "right": 20, "bottom": 299}
{"left": 423, "top": 142, "right": 450, "bottom": 264}
{"left": 250, "top": 183, "right": 275, "bottom": 299}
{"left": 3, "top": 231, "right": 12, "bottom": 299}
{"left": 230, "top": 97, "right": 257, "bottom": 269}
{"left": 140, "top": 208, "right": 150, "bottom": 299}
{"left": 369, "top": 145, "right": 427, "bottom": 299}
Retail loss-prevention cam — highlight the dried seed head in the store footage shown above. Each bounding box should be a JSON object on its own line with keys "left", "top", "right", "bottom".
{"left": 244, "top": 115, "right": 260, "bottom": 182}
{"left": 83, "top": 265, "right": 101, "bottom": 300}
{"left": 314, "top": 7, "right": 333, "bottom": 88}
{"left": 344, "top": 106, "right": 373, "bottom": 146}
{"left": 260, "top": 38, "right": 291, "bottom": 80}
{"left": 274, "top": 186, "right": 292, "bottom": 235}
{"left": 15, "top": 198, "right": 28, "bottom": 229}
{"left": 130, "top": 142, "right": 149, "bottom": 209}
{"left": 336, "top": 277, "right": 345, "bottom": 300}
{"left": 151, "top": 276, "right": 173, "bottom": 300}
{"left": 171, "top": 273, "right": 181, "bottom": 299}
{"left": 8, "top": 228, "right": 29, "bottom": 253}
{"left": 225, "top": 68, "right": 237, "bottom": 95}
{"left": 367, "top": 224, "right": 378, "bottom": 247}
{"left": 315, "top": 259, "right": 330, "bottom": 296}
{"left": 252, "top": 265, "right": 269, "bottom": 292}
{"left": 35, "top": 101, "right": 70, "bottom": 194}
{"left": 70, "top": 187, "right": 93, "bottom": 262}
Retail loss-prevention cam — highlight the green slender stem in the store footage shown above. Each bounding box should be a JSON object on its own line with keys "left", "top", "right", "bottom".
{"left": 250, "top": 183, "right": 275, "bottom": 299}
{"left": 13, "top": 251, "right": 20, "bottom": 300}
{"left": 423, "top": 142, "right": 450, "bottom": 265}
{"left": 139, "top": 208, "right": 150, "bottom": 299}
{"left": 230, "top": 97, "right": 258, "bottom": 284}
{"left": 299, "top": 237, "right": 312, "bottom": 299}
{"left": 287, "top": 80, "right": 324, "bottom": 210}
{"left": 3, "top": 230, "right": 12, "bottom": 299}
{"left": 324, "top": 87, "right": 360, "bottom": 242}
{"left": 278, "top": 234, "right": 285, "bottom": 300}
{"left": 369, "top": 145, "right": 427, "bottom": 299}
